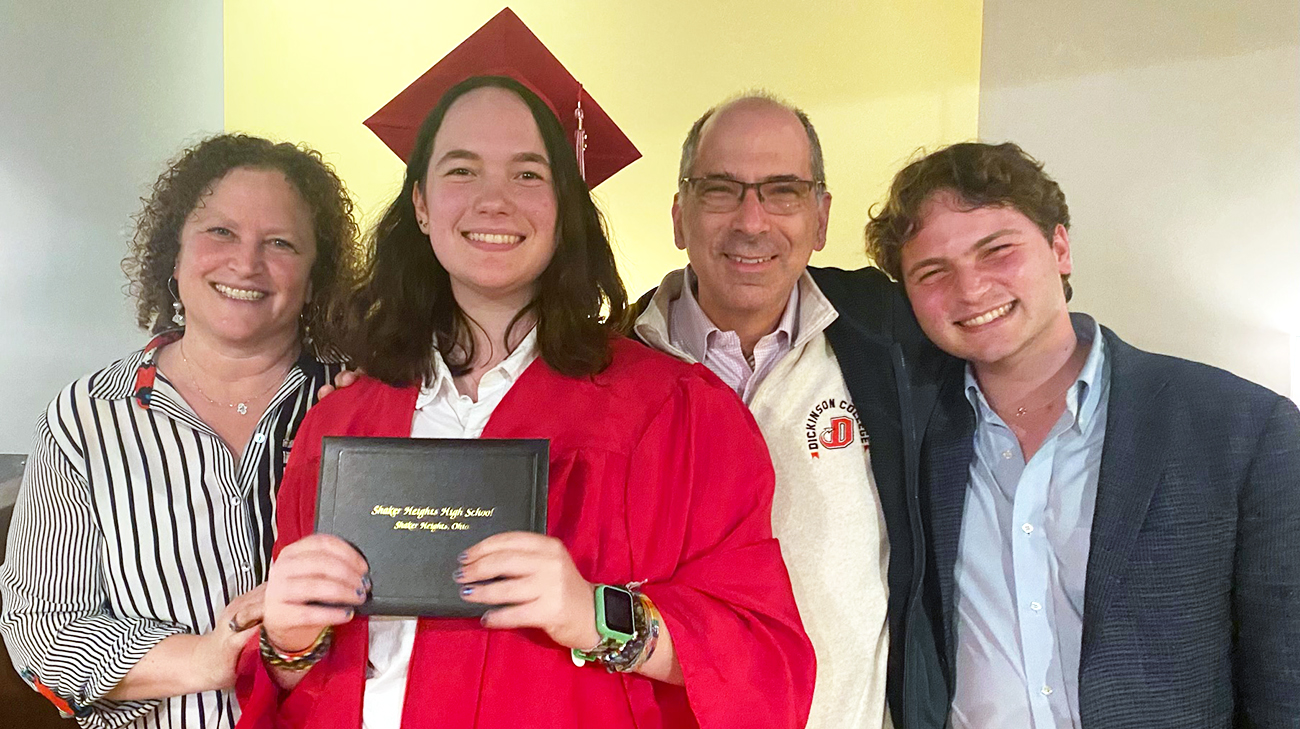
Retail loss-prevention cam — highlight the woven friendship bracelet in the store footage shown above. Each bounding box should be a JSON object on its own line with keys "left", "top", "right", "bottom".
{"left": 259, "top": 626, "right": 333, "bottom": 672}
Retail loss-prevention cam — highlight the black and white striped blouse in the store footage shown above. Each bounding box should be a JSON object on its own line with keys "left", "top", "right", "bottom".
{"left": 0, "top": 335, "right": 338, "bottom": 729}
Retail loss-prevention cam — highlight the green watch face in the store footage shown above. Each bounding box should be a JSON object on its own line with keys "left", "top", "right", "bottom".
{"left": 595, "top": 585, "right": 636, "bottom": 643}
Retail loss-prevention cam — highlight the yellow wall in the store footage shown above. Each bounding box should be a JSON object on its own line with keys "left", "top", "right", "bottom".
{"left": 225, "top": 1, "right": 981, "bottom": 297}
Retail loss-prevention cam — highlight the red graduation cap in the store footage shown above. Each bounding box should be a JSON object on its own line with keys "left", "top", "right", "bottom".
{"left": 363, "top": 7, "right": 640, "bottom": 188}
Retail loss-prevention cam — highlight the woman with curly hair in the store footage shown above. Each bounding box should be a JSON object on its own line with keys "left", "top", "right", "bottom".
{"left": 0, "top": 134, "right": 359, "bottom": 729}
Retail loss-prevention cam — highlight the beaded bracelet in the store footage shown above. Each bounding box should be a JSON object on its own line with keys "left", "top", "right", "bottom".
{"left": 259, "top": 626, "right": 333, "bottom": 671}
{"left": 604, "top": 593, "right": 661, "bottom": 673}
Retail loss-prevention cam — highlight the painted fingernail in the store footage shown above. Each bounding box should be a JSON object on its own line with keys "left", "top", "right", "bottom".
{"left": 361, "top": 573, "right": 372, "bottom": 590}
{"left": 345, "top": 609, "right": 354, "bottom": 619}
{"left": 460, "top": 586, "right": 473, "bottom": 596}
{"left": 457, "top": 552, "right": 469, "bottom": 564}
{"left": 453, "top": 568, "right": 465, "bottom": 581}
{"left": 480, "top": 610, "right": 492, "bottom": 626}
{"left": 356, "top": 588, "right": 365, "bottom": 598}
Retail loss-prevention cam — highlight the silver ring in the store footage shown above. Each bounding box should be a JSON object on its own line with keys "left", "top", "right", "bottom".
{"left": 228, "top": 617, "right": 242, "bottom": 632}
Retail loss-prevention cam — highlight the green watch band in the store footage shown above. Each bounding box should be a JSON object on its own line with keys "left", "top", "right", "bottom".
{"left": 571, "top": 584, "right": 637, "bottom": 666}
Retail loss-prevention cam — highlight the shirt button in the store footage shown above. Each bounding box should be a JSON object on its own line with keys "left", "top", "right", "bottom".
{"left": 1030, "top": 601, "right": 1043, "bottom": 611}
{"left": 1001, "top": 449, "right": 1013, "bottom": 459}
{"left": 1041, "top": 686, "right": 1054, "bottom": 696}
{"left": 1021, "top": 523, "right": 1034, "bottom": 535}
{"left": 230, "top": 496, "right": 241, "bottom": 505}
{"left": 253, "top": 433, "right": 266, "bottom": 444}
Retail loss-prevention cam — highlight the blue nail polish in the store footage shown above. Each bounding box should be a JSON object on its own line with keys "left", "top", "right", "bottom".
{"left": 460, "top": 586, "right": 473, "bottom": 596}
{"left": 361, "top": 574, "right": 372, "bottom": 590}
{"left": 453, "top": 568, "right": 464, "bottom": 580}
{"left": 457, "top": 552, "right": 469, "bottom": 564}
{"left": 356, "top": 588, "right": 365, "bottom": 597}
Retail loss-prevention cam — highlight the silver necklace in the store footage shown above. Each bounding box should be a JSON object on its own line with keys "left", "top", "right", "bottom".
{"left": 179, "top": 342, "right": 284, "bottom": 416}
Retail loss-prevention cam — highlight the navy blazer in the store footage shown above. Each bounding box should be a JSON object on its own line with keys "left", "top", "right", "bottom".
{"left": 923, "top": 321, "right": 1300, "bottom": 727}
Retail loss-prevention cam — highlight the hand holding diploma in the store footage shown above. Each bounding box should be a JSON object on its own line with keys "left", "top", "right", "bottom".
{"left": 456, "top": 532, "right": 684, "bottom": 684}
{"left": 263, "top": 534, "right": 369, "bottom": 660}
{"left": 455, "top": 532, "right": 601, "bottom": 651}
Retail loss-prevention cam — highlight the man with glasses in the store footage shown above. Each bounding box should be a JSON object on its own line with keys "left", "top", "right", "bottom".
{"left": 634, "top": 95, "right": 947, "bottom": 729}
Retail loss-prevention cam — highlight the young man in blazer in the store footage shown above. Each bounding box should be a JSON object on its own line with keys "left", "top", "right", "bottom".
{"left": 860, "top": 141, "right": 1300, "bottom": 727}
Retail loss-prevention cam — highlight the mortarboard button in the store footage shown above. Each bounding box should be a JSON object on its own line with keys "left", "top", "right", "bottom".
{"left": 363, "top": 7, "right": 640, "bottom": 188}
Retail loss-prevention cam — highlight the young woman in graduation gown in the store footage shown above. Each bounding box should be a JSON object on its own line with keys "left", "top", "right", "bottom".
{"left": 233, "top": 76, "right": 814, "bottom": 729}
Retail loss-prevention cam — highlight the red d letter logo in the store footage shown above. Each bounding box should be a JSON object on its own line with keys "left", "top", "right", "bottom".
{"left": 819, "top": 417, "right": 854, "bottom": 449}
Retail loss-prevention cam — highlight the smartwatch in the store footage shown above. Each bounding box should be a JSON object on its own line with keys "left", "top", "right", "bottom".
{"left": 594, "top": 584, "right": 636, "bottom": 644}
{"left": 572, "top": 584, "right": 638, "bottom": 667}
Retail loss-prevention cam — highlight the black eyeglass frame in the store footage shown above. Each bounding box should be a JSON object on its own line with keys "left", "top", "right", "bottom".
{"left": 678, "top": 176, "right": 826, "bottom": 214}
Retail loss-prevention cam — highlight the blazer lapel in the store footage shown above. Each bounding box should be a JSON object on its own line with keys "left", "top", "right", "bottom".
{"left": 1080, "top": 328, "right": 1171, "bottom": 666}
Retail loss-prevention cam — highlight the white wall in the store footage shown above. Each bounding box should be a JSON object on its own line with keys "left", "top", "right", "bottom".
{"left": 979, "top": 0, "right": 1300, "bottom": 398}
{"left": 0, "top": 1, "right": 224, "bottom": 452}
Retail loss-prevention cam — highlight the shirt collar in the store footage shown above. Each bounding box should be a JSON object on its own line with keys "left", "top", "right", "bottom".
{"left": 417, "top": 326, "right": 539, "bottom": 409}
{"left": 965, "top": 313, "right": 1108, "bottom": 430}
{"left": 670, "top": 266, "right": 799, "bottom": 364}
{"left": 646, "top": 266, "right": 840, "bottom": 362}
{"left": 88, "top": 330, "right": 320, "bottom": 419}
{"left": 1071, "top": 314, "right": 1108, "bottom": 431}
{"left": 632, "top": 269, "right": 692, "bottom": 360}
{"left": 88, "top": 330, "right": 182, "bottom": 406}
{"left": 791, "top": 270, "right": 839, "bottom": 348}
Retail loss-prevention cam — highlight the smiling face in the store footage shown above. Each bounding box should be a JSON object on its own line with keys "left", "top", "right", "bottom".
{"left": 672, "top": 99, "right": 830, "bottom": 332}
{"left": 901, "top": 190, "right": 1075, "bottom": 373}
{"left": 174, "top": 166, "right": 317, "bottom": 349}
{"left": 412, "top": 86, "right": 559, "bottom": 314}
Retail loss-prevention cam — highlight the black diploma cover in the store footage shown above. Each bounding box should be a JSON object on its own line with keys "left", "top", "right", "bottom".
{"left": 315, "top": 436, "right": 549, "bottom": 617}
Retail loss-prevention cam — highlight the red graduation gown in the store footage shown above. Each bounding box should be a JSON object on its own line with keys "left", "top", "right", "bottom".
{"left": 235, "top": 338, "right": 814, "bottom": 729}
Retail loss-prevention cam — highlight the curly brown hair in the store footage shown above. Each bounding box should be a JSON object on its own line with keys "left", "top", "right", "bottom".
{"left": 122, "top": 133, "right": 360, "bottom": 354}
{"left": 334, "top": 76, "right": 629, "bottom": 386}
{"left": 865, "top": 141, "right": 1072, "bottom": 300}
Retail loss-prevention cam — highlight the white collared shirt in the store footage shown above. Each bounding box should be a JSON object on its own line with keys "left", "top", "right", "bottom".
{"left": 363, "top": 329, "right": 539, "bottom": 729}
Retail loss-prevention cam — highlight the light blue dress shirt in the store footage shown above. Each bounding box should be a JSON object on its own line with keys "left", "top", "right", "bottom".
{"left": 950, "top": 316, "right": 1110, "bottom": 729}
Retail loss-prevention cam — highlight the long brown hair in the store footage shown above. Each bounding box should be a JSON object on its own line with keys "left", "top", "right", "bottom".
{"left": 335, "top": 76, "right": 629, "bottom": 386}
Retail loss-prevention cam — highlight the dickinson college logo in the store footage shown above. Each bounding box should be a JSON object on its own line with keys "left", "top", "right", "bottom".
{"left": 805, "top": 398, "right": 868, "bottom": 459}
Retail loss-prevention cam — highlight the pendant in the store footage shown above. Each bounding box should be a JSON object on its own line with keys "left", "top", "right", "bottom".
{"left": 237, "top": 402, "right": 248, "bottom": 415}
{"left": 1016, "top": 406, "right": 1027, "bottom": 417}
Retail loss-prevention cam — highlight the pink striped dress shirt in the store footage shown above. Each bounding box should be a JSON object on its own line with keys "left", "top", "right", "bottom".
{"left": 667, "top": 268, "right": 799, "bottom": 405}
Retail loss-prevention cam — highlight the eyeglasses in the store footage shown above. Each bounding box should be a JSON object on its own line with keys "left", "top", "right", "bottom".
{"left": 680, "top": 176, "right": 824, "bottom": 215}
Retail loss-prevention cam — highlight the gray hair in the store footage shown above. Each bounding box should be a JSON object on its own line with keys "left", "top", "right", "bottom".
{"left": 677, "top": 92, "right": 826, "bottom": 186}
